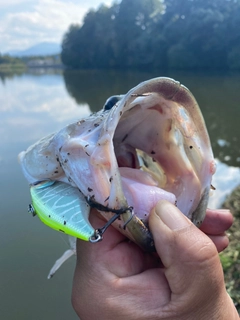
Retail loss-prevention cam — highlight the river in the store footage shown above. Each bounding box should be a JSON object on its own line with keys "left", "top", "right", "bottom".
{"left": 0, "top": 69, "right": 239, "bottom": 319}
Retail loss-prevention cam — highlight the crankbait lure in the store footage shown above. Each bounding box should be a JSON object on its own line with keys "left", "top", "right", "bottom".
{"left": 28, "top": 180, "right": 95, "bottom": 241}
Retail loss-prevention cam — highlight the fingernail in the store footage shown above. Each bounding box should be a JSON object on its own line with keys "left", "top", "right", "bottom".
{"left": 208, "top": 208, "right": 231, "bottom": 214}
{"left": 154, "top": 200, "right": 191, "bottom": 230}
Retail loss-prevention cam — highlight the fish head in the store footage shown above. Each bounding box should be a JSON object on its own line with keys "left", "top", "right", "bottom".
{"left": 19, "top": 77, "right": 215, "bottom": 251}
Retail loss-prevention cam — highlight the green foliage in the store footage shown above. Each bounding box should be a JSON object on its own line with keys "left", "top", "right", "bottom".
{"left": 221, "top": 185, "right": 240, "bottom": 312}
{"left": 0, "top": 53, "right": 26, "bottom": 73}
{"left": 61, "top": 0, "right": 240, "bottom": 70}
{"left": 0, "top": 53, "right": 23, "bottom": 65}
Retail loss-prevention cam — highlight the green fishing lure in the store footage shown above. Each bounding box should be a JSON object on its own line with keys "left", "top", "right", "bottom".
{"left": 29, "top": 181, "right": 95, "bottom": 241}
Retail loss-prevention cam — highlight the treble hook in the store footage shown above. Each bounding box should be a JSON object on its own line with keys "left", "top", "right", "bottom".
{"left": 89, "top": 206, "right": 134, "bottom": 243}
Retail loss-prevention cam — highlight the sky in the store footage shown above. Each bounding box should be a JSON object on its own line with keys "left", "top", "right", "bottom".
{"left": 0, "top": 0, "right": 112, "bottom": 53}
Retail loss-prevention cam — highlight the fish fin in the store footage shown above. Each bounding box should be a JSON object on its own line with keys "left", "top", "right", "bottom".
{"left": 47, "top": 247, "right": 76, "bottom": 279}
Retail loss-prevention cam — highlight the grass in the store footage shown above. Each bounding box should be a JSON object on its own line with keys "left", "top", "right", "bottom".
{"left": 220, "top": 185, "right": 240, "bottom": 312}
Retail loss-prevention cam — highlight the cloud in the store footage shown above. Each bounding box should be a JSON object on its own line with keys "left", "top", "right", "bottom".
{"left": 0, "top": 73, "right": 91, "bottom": 143}
{"left": 208, "top": 159, "right": 240, "bottom": 209}
{"left": 0, "top": 0, "right": 112, "bottom": 53}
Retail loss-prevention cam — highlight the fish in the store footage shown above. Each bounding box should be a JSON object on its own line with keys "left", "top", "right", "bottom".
{"left": 18, "top": 77, "right": 216, "bottom": 270}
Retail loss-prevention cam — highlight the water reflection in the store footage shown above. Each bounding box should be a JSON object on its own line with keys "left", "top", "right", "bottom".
{"left": 208, "top": 159, "right": 240, "bottom": 208}
{"left": 0, "top": 73, "right": 90, "bottom": 146}
{"left": 63, "top": 69, "right": 161, "bottom": 112}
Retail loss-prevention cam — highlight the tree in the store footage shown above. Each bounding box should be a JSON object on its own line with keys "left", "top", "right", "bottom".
{"left": 61, "top": 0, "right": 240, "bottom": 70}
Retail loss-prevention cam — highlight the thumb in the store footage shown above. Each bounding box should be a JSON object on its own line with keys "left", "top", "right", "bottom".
{"left": 149, "top": 201, "right": 224, "bottom": 298}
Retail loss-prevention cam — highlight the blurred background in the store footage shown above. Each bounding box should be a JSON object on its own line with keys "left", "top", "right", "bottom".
{"left": 1, "top": 0, "right": 240, "bottom": 318}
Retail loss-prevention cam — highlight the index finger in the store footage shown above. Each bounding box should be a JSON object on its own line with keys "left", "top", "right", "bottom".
{"left": 200, "top": 208, "right": 233, "bottom": 235}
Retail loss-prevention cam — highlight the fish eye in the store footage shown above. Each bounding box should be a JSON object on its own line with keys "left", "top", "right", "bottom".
{"left": 103, "top": 95, "right": 124, "bottom": 111}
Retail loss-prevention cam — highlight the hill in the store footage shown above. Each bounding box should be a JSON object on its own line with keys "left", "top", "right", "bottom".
{"left": 9, "top": 42, "right": 61, "bottom": 57}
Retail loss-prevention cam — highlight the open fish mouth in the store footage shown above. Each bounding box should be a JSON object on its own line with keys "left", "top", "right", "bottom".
{"left": 19, "top": 77, "right": 216, "bottom": 252}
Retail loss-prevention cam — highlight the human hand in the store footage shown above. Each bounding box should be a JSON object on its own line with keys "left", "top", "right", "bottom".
{"left": 72, "top": 202, "right": 239, "bottom": 320}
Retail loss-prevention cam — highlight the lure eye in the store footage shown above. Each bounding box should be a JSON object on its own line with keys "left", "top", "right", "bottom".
{"left": 103, "top": 95, "right": 124, "bottom": 111}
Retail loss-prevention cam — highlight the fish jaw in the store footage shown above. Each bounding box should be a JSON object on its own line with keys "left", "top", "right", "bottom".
{"left": 18, "top": 133, "right": 65, "bottom": 184}
{"left": 18, "top": 77, "right": 215, "bottom": 252}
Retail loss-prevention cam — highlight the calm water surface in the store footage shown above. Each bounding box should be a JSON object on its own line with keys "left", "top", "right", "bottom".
{"left": 0, "top": 69, "right": 240, "bottom": 319}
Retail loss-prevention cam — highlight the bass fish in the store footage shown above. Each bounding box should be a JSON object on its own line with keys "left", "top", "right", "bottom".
{"left": 18, "top": 77, "right": 216, "bottom": 275}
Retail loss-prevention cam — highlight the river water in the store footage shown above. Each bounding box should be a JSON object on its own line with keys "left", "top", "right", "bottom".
{"left": 0, "top": 69, "right": 240, "bottom": 319}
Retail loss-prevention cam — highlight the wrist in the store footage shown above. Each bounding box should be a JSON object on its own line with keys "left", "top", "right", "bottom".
{"left": 224, "top": 294, "right": 239, "bottom": 320}
{"left": 208, "top": 291, "right": 239, "bottom": 320}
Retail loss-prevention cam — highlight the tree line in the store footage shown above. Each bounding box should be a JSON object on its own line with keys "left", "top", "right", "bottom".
{"left": 0, "top": 54, "right": 23, "bottom": 65}
{"left": 62, "top": 0, "right": 240, "bottom": 70}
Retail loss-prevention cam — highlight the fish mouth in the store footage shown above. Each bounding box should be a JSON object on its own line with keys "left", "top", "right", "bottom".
{"left": 100, "top": 78, "right": 214, "bottom": 247}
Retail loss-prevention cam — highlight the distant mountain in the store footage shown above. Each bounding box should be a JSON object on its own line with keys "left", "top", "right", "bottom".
{"left": 9, "top": 42, "right": 61, "bottom": 57}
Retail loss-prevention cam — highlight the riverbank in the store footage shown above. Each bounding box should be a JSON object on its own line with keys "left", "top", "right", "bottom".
{"left": 0, "top": 54, "right": 63, "bottom": 75}
{"left": 221, "top": 185, "right": 240, "bottom": 312}
{"left": 0, "top": 62, "right": 26, "bottom": 73}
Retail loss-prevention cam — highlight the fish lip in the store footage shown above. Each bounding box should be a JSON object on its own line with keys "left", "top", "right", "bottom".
{"left": 122, "top": 214, "right": 156, "bottom": 252}
{"left": 85, "top": 199, "right": 156, "bottom": 252}
{"left": 191, "top": 186, "right": 210, "bottom": 227}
